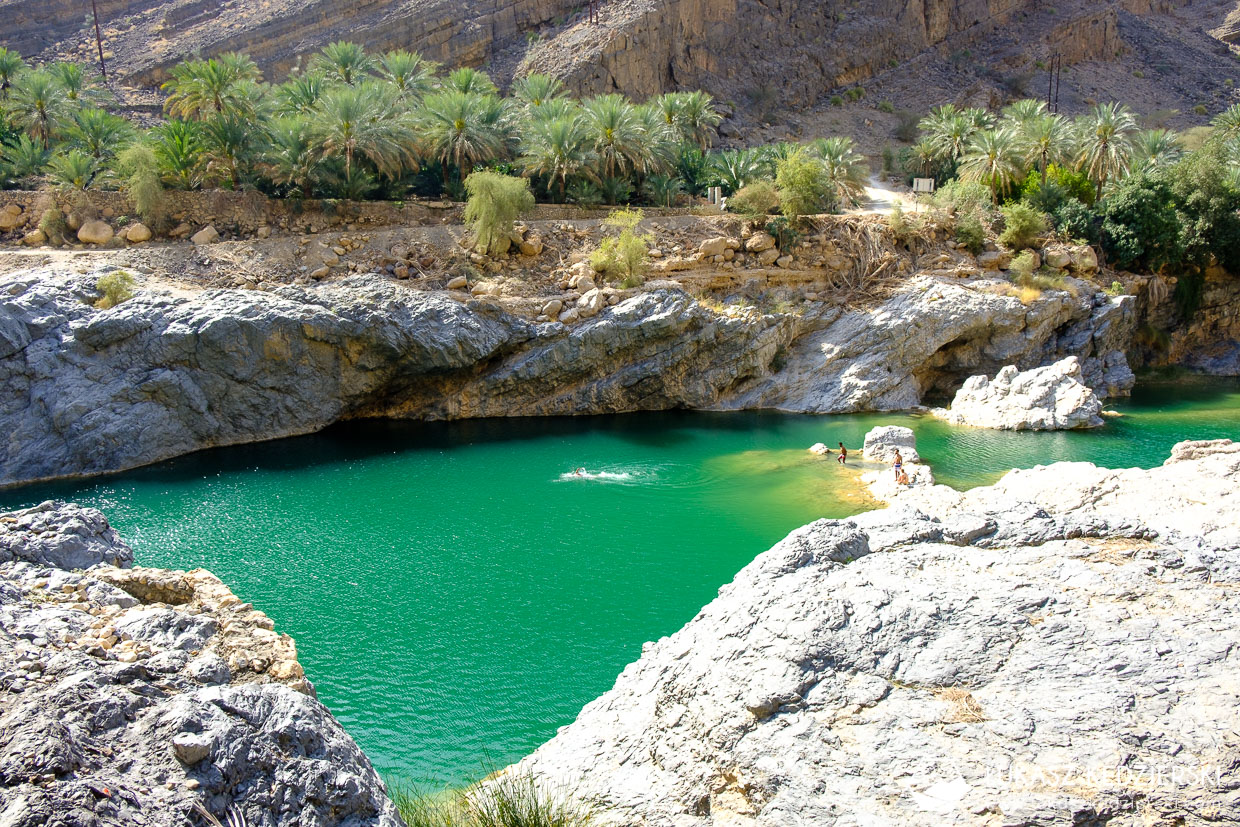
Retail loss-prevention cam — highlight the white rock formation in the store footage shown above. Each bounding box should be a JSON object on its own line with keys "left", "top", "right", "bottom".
{"left": 862, "top": 425, "right": 921, "bottom": 463}
{"left": 519, "top": 440, "right": 1240, "bottom": 826}
{"left": 935, "top": 356, "right": 1104, "bottom": 430}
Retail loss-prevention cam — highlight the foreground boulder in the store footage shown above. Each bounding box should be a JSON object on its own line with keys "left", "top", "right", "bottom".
{"left": 0, "top": 501, "right": 400, "bottom": 827}
{"left": 519, "top": 440, "right": 1240, "bottom": 825}
{"left": 934, "top": 356, "right": 1104, "bottom": 430}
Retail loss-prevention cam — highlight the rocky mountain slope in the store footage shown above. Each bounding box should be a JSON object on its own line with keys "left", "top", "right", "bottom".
{"left": 0, "top": 265, "right": 1134, "bottom": 487}
{"left": 0, "top": 501, "right": 400, "bottom": 826}
{"left": 518, "top": 438, "right": 1240, "bottom": 825}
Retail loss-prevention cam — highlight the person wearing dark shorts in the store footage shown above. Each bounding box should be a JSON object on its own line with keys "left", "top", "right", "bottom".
{"left": 893, "top": 450, "right": 903, "bottom": 480}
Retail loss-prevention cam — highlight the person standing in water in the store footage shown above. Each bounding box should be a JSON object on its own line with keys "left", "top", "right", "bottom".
{"left": 893, "top": 450, "right": 903, "bottom": 480}
{"left": 837, "top": 442, "right": 847, "bottom": 464}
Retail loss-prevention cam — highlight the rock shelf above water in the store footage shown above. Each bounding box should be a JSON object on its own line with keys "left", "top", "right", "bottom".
{"left": 0, "top": 502, "right": 399, "bottom": 827}
{"left": 518, "top": 440, "right": 1240, "bottom": 825}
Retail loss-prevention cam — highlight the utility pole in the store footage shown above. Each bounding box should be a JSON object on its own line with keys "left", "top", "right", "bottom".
{"left": 1046, "top": 53, "right": 1061, "bottom": 113}
{"left": 91, "top": 0, "right": 107, "bottom": 80}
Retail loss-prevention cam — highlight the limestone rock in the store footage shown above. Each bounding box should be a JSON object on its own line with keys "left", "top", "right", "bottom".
{"left": 1071, "top": 244, "right": 1099, "bottom": 273}
{"left": 541, "top": 299, "right": 563, "bottom": 319}
{"left": 756, "top": 248, "right": 780, "bottom": 266}
{"left": 1043, "top": 247, "right": 1072, "bottom": 269}
{"left": 77, "top": 220, "right": 114, "bottom": 246}
{"left": 519, "top": 234, "right": 544, "bottom": 256}
{"left": 568, "top": 273, "right": 597, "bottom": 293}
{"left": 807, "top": 442, "right": 829, "bottom": 455}
{"left": 190, "top": 225, "right": 219, "bottom": 245}
{"left": 934, "top": 356, "right": 1104, "bottom": 430}
{"left": 445, "top": 275, "right": 468, "bottom": 290}
{"left": 0, "top": 501, "right": 133, "bottom": 569}
{"left": 576, "top": 288, "right": 606, "bottom": 319}
{"left": 0, "top": 501, "right": 401, "bottom": 826}
{"left": 0, "top": 207, "right": 21, "bottom": 232}
{"left": 21, "top": 229, "right": 45, "bottom": 246}
{"left": 698, "top": 236, "right": 734, "bottom": 257}
{"left": 519, "top": 440, "right": 1240, "bottom": 826}
{"left": 124, "top": 222, "right": 152, "bottom": 243}
{"left": 862, "top": 425, "right": 920, "bottom": 463}
{"left": 745, "top": 232, "right": 776, "bottom": 253}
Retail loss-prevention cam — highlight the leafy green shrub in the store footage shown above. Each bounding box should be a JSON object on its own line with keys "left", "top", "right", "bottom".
{"left": 893, "top": 110, "right": 920, "bottom": 143}
{"left": 997, "top": 202, "right": 1048, "bottom": 251}
{"left": 387, "top": 772, "right": 598, "bottom": 827}
{"left": 764, "top": 215, "right": 800, "bottom": 249}
{"left": 954, "top": 213, "right": 986, "bottom": 254}
{"left": 931, "top": 180, "right": 994, "bottom": 219}
{"left": 1105, "top": 280, "right": 1125, "bottom": 296}
{"left": 1008, "top": 250, "right": 1038, "bottom": 281}
{"left": 775, "top": 148, "right": 826, "bottom": 223}
{"left": 845, "top": 86, "right": 865, "bottom": 101}
{"left": 729, "top": 180, "right": 779, "bottom": 217}
{"left": 590, "top": 208, "right": 651, "bottom": 287}
{"left": 1099, "top": 172, "right": 1182, "bottom": 273}
{"left": 829, "top": 95, "right": 844, "bottom": 107}
{"left": 95, "top": 270, "right": 136, "bottom": 309}
{"left": 880, "top": 146, "right": 894, "bottom": 175}
{"left": 1051, "top": 198, "right": 1099, "bottom": 244}
{"left": 878, "top": 100, "right": 895, "bottom": 114}
{"left": 38, "top": 206, "right": 67, "bottom": 243}
{"left": 889, "top": 204, "right": 923, "bottom": 249}
{"left": 463, "top": 170, "right": 535, "bottom": 255}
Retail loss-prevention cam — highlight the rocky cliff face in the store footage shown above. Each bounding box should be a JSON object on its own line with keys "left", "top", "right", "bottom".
{"left": 0, "top": 501, "right": 400, "bottom": 827}
{"left": 517, "top": 439, "right": 1240, "bottom": 825}
{"left": 0, "top": 267, "right": 1134, "bottom": 487}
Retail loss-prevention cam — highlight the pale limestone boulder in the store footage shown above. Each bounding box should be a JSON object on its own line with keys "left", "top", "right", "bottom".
{"left": 191, "top": 225, "right": 220, "bottom": 245}
{"left": 445, "top": 275, "right": 468, "bottom": 290}
{"left": 698, "top": 236, "right": 732, "bottom": 257}
{"left": 541, "top": 299, "right": 564, "bottom": 318}
{"left": 746, "top": 231, "right": 776, "bottom": 252}
{"left": 519, "top": 234, "right": 544, "bottom": 256}
{"left": 862, "top": 425, "right": 920, "bottom": 463}
{"left": 576, "top": 288, "right": 606, "bottom": 319}
{"left": 934, "top": 356, "right": 1103, "bottom": 430}
{"left": 1071, "top": 244, "right": 1099, "bottom": 274}
{"left": 756, "top": 248, "right": 780, "bottom": 266}
{"left": 22, "top": 229, "right": 46, "bottom": 246}
{"left": 807, "top": 442, "right": 829, "bottom": 455}
{"left": 125, "top": 223, "right": 152, "bottom": 243}
{"left": 77, "top": 220, "right": 114, "bottom": 245}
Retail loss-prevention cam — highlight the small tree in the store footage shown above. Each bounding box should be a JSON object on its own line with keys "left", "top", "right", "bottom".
{"left": 590, "top": 208, "right": 652, "bottom": 287}
{"left": 463, "top": 170, "right": 534, "bottom": 256}
{"left": 115, "top": 143, "right": 166, "bottom": 227}
{"left": 774, "top": 147, "right": 826, "bottom": 223}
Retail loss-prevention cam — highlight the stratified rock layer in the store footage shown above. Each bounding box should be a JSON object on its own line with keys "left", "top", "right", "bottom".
{"left": 0, "top": 502, "right": 400, "bottom": 827}
{"left": 0, "top": 269, "right": 1133, "bottom": 486}
{"left": 933, "top": 355, "right": 1105, "bottom": 430}
{"left": 519, "top": 440, "right": 1240, "bottom": 826}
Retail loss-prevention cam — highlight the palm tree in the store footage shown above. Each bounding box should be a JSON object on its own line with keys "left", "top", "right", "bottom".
{"left": 1017, "top": 113, "right": 1070, "bottom": 186}
{"left": 311, "top": 42, "right": 376, "bottom": 86}
{"left": 8, "top": 70, "right": 72, "bottom": 148}
{"left": 0, "top": 48, "right": 25, "bottom": 97}
{"left": 376, "top": 50, "right": 437, "bottom": 103}
{"left": 65, "top": 107, "right": 134, "bottom": 160}
{"left": 1211, "top": 102, "right": 1240, "bottom": 143}
{"left": 670, "top": 90, "right": 722, "bottom": 149}
{"left": 1001, "top": 98, "right": 1048, "bottom": 127}
{"left": 443, "top": 67, "right": 498, "bottom": 96}
{"left": 633, "top": 102, "right": 675, "bottom": 175}
{"left": 642, "top": 173, "right": 684, "bottom": 207}
{"left": 511, "top": 73, "right": 564, "bottom": 110}
{"left": 48, "top": 62, "right": 110, "bottom": 105}
{"left": 261, "top": 116, "right": 321, "bottom": 197}
{"left": 1074, "top": 102, "right": 1138, "bottom": 193}
{"left": 580, "top": 94, "right": 647, "bottom": 179}
{"left": 47, "top": 148, "right": 100, "bottom": 191}
{"left": 518, "top": 115, "right": 596, "bottom": 202}
{"left": 709, "top": 147, "right": 767, "bottom": 193}
{"left": 309, "top": 83, "right": 417, "bottom": 180}
{"left": 152, "top": 119, "right": 206, "bottom": 189}
{"left": 1131, "top": 129, "right": 1184, "bottom": 174}
{"left": 907, "top": 138, "right": 939, "bottom": 178}
{"left": 0, "top": 134, "right": 50, "bottom": 185}
{"left": 275, "top": 72, "right": 328, "bottom": 116}
{"left": 524, "top": 97, "right": 578, "bottom": 123}
{"left": 416, "top": 90, "right": 509, "bottom": 189}
{"left": 162, "top": 56, "right": 260, "bottom": 120}
{"left": 811, "top": 136, "right": 869, "bottom": 210}
{"left": 958, "top": 128, "right": 1024, "bottom": 202}
{"left": 925, "top": 113, "right": 979, "bottom": 164}
{"left": 203, "top": 114, "right": 261, "bottom": 189}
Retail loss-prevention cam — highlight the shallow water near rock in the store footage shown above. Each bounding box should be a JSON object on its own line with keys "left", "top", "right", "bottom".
{"left": 3, "top": 374, "right": 1238, "bottom": 785}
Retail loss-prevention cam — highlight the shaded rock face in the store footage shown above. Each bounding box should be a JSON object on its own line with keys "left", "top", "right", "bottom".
{"left": 0, "top": 501, "right": 400, "bottom": 827}
{"left": 0, "top": 270, "right": 1136, "bottom": 487}
{"left": 933, "top": 355, "right": 1104, "bottom": 430}
{"left": 0, "top": 502, "right": 133, "bottom": 569}
{"left": 519, "top": 440, "right": 1240, "bottom": 825}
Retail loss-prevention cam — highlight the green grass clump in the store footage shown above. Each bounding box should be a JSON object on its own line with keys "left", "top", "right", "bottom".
{"left": 95, "top": 270, "right": 136, "bottom": 309}
{"left": 387, "top": 772, "right": 598, "bottom": 827}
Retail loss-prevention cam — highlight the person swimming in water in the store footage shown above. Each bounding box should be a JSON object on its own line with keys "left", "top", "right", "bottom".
{"left": 573, "top": 467, "right": 586, "bottom": 477}
{"left": 893, "top": 450, "right": 903, "bottom": 480}
{"left": 837, "top": 442, "right": 847, "bottom": 464}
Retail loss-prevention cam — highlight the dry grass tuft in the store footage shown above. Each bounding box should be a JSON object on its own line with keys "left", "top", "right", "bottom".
{"left": 936, "top": 687, "right": 986, "bottom": 723}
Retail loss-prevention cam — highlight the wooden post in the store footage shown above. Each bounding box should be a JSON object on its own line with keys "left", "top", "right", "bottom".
{"left": 91, "top": 0, "right": 107, "bottom": 80}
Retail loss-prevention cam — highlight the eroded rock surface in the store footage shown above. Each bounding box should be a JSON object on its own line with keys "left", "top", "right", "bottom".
{"left": 519, "top": 440, "right": 1240, "bottom": 825}
{"left": 932, "top": 356, "right": 1105, "bottom": 430}
{"left": 0, "top": 269, "right": 1135, "bottom": 486}
{"left": 0, "top": 502, "right": 399, "bottom": 827}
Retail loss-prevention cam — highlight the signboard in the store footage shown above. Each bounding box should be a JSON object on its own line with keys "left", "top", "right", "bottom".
{"left": 913, "top": 178, "right": 936, "bottom": 194}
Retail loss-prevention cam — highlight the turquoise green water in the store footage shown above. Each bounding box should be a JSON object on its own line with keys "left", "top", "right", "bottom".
{"left": 2, "top": 374, "right": 1237, "bottom": 785}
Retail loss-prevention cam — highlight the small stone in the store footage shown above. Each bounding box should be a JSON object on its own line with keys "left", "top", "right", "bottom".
{"left": 171, "top": 732, "right": 212, "bottom": 765}
{"left": 22, "top": 229, "right": 46, "bottom": 246}
{"left": 77, "top": 220, "right": 114, "bottom": 245}
{"left": 446, "top": 275, "right": 468, "bottom": 290}
{"left": 125, "top": 223, "right": 152, "bottom": 243}
{"left": 256, "top": 226, "right": 272, "bottom": 239}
